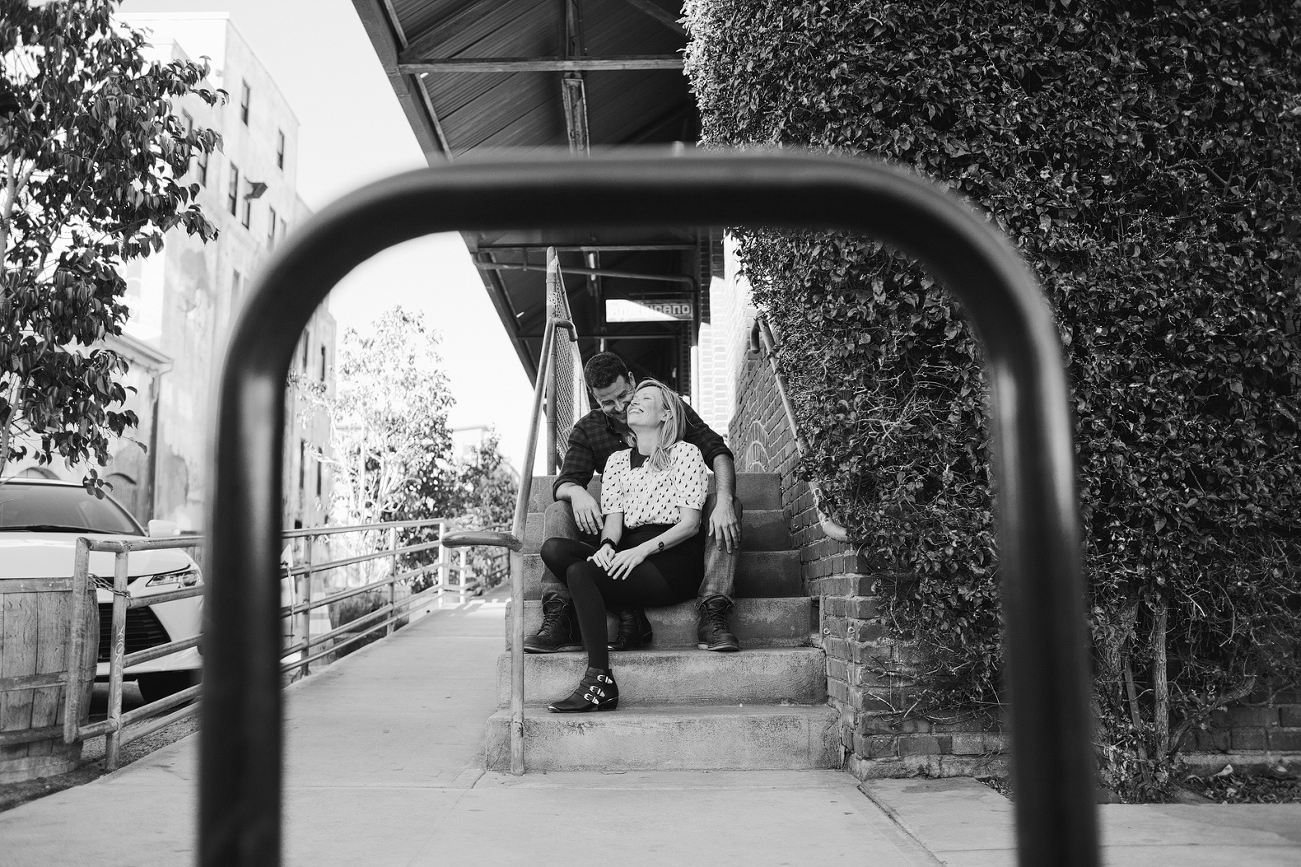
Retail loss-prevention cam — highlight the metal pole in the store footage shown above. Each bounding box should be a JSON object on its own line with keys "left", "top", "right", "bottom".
{"left": 297, "top": 537, "right": 313, "bottom": 677}
{"left": 545, "top": 248, "right": 560, "bottom": 474}
{"left": 508, "top": 318, "right": 560, "bottom": 774}
{"left": 438, "top": 521, "right": 450, "bottom": 600}
{"left": 387, "top": 526, "right": 398, "bottom": 635}
{"left": 105, "top": 550, "right": 129, "bottom": 770}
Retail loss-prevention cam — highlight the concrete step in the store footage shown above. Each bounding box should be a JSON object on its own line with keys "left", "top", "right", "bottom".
{"left": 508, "top": 596, "right": 817, "bottom": 649}
{"left": 522, "top": 508, "right": 791, "bottom": 553}
{"left": 528, "top": 473, "right": 782, "bottom": 513}
{"left": 522, "top": 550, "right": 802, "bottom": 599}
{"left": 485, "top": 703, "right": 839, "bottom": 771}
{"left": 496, "top": 647, "right": 828, "bottom": 707}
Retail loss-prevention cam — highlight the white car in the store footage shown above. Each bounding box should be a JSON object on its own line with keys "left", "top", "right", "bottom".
{"left": 0, "top": 478, "right": 203, "bottom": 702}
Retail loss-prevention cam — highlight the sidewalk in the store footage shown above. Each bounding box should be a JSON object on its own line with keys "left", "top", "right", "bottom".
{"left": 1, "top": 586, "right": 1297, "bottom": 866}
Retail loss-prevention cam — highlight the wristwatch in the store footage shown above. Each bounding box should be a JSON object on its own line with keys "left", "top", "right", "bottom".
{"left": 598, "top": 538, "right": 617, "bottom": 551}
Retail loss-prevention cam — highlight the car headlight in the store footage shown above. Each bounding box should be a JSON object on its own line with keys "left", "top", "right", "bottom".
{"left": 145, "top": 567, "right": 202, "bottom": 588}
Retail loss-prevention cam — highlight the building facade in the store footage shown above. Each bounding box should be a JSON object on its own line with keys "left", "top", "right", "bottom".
{"left": 16, "top": 14, "right": 335, "bottom": 533}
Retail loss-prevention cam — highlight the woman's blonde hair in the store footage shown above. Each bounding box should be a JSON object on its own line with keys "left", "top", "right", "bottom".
{"left": 633, "top": 379, "right": 686, "bottom": 472}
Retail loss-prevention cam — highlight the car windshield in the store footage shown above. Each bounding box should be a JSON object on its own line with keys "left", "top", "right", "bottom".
{"left": 0, "top": 483, "right": 143, "bottom": 535}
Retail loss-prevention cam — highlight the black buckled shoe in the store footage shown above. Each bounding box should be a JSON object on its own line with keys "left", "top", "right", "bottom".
{"left": 524, "top": 599, "right": 583, "bottom": 653}
{"left": 608, "top": 608, "right": 653, "bottom": 651}
{"left": 697, "top": 595, "right": 741, "bottom": 652}
{"left": 547, "top": 666, "right": 619, "bottom": 713}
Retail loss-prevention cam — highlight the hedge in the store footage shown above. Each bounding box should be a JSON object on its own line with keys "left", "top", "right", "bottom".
{"left": 685, "top": 0, "right": 1301, "bottom": 797}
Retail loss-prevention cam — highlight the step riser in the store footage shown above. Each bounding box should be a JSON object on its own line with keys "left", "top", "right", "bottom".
{"left": 522, "top": 551, "right": 802, "bottom": 599}
{"left": 508, "top": 597, "right": 816, "bottom": 649}
{"left": 523, "top": 509, "right": 791, "bottom": 553}
{"left": 497, "top": 649, "right": 828, "bottom": 706}
{"left": 485, "top": 708, "right": 840, "bottom": 771}
{"left": 529, "top": 473, "right": 783, "bottom": 513}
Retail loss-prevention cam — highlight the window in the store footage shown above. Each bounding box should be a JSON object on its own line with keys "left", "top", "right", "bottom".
{"left": 267, "top": 206, "right": 277, "bottom": 249}
{"left": 232, "top": 269, "right": 244, "bottom": 303}
{"left": 240, "top": 80, "right": 250, "bottom": 125}
{"left": 301, "top": 330, "right": 311, "bottom": 371}
{"left": 315, "top": 461, "right": 323, "bottom": 497}
{"left": 279, "top": 218, "right": 288, "bottom": 241}
{"left": 227, "top": 163, "right": 239, "bottom": 216}
{"left": 241, "top": 183, "right": 252, "bottom": 229}
{"left": 298, "top": 440, "right": 306, "bottom": 493}
{"left": 276, "top": 129, "right": 285, "bottom": 169}
{"left": 319, "top": 345, "right": 327, "bottom": 381}
{"left": 196, "top": 147, "right": 209, "bottom": 187}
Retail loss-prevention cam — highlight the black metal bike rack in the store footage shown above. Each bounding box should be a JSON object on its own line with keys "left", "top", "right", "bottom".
{"left": 199, "top": 150, "right": 1098, "bottom": 867}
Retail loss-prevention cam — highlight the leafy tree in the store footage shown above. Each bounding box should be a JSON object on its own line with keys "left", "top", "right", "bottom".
{"left": 0, "top": 0, "right": 221, "bottom": 486}
{"left": 294, "top": 307, "right": 456, "bottom": 581}
{"left": 407, "top": 430, "right": 517, "bottom": 590}
{"left": 686, "top": 0, "right": 1301, "bottom": 796}
{"left": 313, "top": 307, "right": 455, "bottom": 519}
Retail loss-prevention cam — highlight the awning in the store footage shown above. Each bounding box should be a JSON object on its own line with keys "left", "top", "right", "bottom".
{"left": 351, "top": 0, "right": 711, "bottom": 392}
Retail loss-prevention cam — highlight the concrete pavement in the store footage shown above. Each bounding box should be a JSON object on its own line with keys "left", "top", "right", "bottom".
{"left": 0, "top": 586, "right": 1297, "bottom": 866}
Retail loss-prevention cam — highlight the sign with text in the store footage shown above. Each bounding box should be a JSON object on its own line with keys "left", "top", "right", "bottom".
{"left": 605, "top": 299, "right": 694, "bottom": 322}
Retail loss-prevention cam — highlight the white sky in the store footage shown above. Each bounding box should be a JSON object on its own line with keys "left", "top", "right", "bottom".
{"left": 119, "top": 0, "right": 535, "bottom": 472}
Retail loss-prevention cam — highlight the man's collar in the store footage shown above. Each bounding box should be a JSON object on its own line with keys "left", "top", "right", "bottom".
{"left": 602, "top": 412, "right": 635, "bottom": 445}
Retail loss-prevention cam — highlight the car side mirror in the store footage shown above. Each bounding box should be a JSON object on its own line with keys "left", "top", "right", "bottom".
{"left": 148, "top": 519, "right": 179, "bottom": 538}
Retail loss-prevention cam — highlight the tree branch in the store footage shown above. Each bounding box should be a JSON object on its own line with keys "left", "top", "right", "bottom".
{"left": 1166, "top": 675, "right": 1257, "bottom": 760}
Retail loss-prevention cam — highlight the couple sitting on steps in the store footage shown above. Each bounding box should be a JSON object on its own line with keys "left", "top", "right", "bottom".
{"left": 533, "top": 352, "right": 743, "bottom": 713}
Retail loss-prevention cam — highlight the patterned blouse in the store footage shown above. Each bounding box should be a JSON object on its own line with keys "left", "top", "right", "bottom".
{"left": 600, "top": 442, "right": 709, "bottom": 529}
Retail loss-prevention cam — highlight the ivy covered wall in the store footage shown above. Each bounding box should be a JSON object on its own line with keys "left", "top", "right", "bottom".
{"left": 687, "top": 0, "right": 1301, "bottom": 796}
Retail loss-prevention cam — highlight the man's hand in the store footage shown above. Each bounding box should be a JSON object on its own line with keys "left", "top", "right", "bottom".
{"left": 708, "top": 498, "right": 741, "bottom": 553}
{"left": 566, "top": 487, "right": 603, "bottom": 535}
{"left": 589, "top": 544, "right": 615, "bottom": 571}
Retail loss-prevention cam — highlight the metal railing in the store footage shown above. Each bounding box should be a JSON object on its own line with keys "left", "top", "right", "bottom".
{"left": 201, "top": 150, "right": 1098, "bottom": 867}
{"left": 443, "top": 246, "right": 578, "bottom": 776}
{"left": 59, "top": 517, "right": 489, "bottom": 771}
{"left": 749, "top": 317, "right": 851, "bottom": 543}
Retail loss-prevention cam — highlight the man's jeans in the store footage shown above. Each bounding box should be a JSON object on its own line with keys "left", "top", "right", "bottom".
{"left": 539, "top": 494, "right": 742, "bottom": 607}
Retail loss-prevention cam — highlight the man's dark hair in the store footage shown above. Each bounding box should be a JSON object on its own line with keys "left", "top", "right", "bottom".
{"left": 584, "top": 352, "right": 631, "bottom": 390}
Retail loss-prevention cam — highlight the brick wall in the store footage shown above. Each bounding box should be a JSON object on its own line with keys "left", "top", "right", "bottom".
{"left": 717, "top": 239, "right": 1297, "bottom": 782}
{"left": 730, "top": 343, "right": 1008, "bottom": 780}
{"left": 1178, "top": 684, "right": 1301, "bottom": 774}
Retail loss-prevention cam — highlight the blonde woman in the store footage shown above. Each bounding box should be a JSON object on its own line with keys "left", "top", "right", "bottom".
{"left": 539, "top": 379, "right": 709, "bottom": 712}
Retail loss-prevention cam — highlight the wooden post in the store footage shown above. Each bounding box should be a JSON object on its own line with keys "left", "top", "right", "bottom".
{"left": 63, "top": 538, "right": 93, "bottom": 745}
{"left": 105, "top": 549, "right": 130, "bottom": 770}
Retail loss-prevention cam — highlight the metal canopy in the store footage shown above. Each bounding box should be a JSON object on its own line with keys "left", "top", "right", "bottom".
{"left": 352, "top": 0, "right": 706, "bottom": 390}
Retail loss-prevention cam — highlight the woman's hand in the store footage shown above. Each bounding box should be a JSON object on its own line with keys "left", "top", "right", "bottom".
{"left": 606, "top": 546, "right": 647, "bottom": 580}
{"left": 588, "top": 543, "right": 616, "bottom": 570}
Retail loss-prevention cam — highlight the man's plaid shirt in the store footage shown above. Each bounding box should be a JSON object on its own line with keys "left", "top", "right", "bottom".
{"left": 551, "top": 404, "right": 733, "bottom": 499}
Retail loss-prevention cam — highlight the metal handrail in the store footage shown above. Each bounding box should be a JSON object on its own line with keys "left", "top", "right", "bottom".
{"left": 750, "top": 318, "right": 851, "bottom": 543}
{"left": 202, "top": 150, "right": 1097, "bottom": 867}
{"left": 443, "top": 247, "right": 577, "bottom": 776}
{"left": 59, "top": 517, "right": 471, "bottom": 771}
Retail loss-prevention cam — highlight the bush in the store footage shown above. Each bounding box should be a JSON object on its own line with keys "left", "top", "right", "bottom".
{"left": 686, "top": 0, "right": 1301, "bottom": 796}
{"left": 329, "top": 589, "right": 407, "bottom": 658}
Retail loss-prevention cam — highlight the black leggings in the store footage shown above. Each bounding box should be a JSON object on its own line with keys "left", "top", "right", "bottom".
{"left": 540, "top": 524, "right": 704, "bottom": 670}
